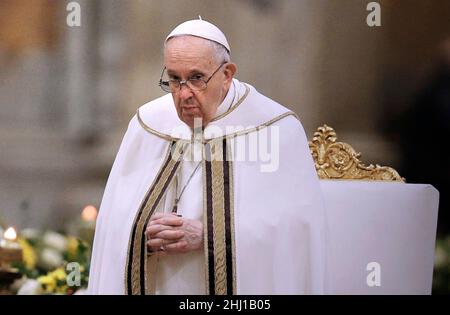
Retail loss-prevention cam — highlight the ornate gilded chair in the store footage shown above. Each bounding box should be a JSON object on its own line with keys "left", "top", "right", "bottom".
{"left": 308, "top": 124, "right": 404, "bottom": 182}
{"left": 308, "top": 125, "right": 438, "bottom": 295}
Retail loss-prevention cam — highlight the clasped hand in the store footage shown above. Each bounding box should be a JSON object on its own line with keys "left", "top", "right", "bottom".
{"left": 145, "top": 212, "right": 203, "bottom": 254}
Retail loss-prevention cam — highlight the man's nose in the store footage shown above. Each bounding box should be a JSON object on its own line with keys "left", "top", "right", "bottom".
{"left": 178, "top": 83, "right": 194, "bottom": 100}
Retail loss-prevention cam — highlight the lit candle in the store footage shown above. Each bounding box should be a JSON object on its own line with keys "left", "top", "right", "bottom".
{"left": 0, "top": 227, "right": 23, "bottom": 267}
{"left": 81, "top": 205, "right": 98, "bottom": 222}
{"left": 79, "top": 205, "right": 97, "bottom": 245}
{"left": 1, "top": 228, "right": 19, "bottom": 247}
{"left": 0, "top": 227, "right": 23, "bottom": 294}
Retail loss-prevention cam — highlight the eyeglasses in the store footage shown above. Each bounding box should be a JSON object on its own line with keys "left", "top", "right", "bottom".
{"left": 159, "top": 62, "right": 227, "bottom": 93}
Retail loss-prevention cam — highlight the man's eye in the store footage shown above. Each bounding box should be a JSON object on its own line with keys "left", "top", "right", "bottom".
{"left": 191, "top": 75, "right": 203, "bottom": 80}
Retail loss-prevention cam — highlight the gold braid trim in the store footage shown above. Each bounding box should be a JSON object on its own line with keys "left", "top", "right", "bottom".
{"left": 210, "top": 140, "right": 228, "bottom": 294}
{"left": 210, "top": 84, "right": 250, "bottom": 122}
{"left": 125, "top": 142, "right": 187, "bottom": 295}
{"left": 136, "top": 84, "right": 250, "bottom": 142}
{"left": 205, "top": 111, "right": 299, "bottom": 143}
{"left": 136, "top": 109, "right": 183, "bottom": 142}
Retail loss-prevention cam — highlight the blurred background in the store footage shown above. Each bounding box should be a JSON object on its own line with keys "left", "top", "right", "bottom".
{"left": 0, "top": 0, "right": 449, "bottom": 293}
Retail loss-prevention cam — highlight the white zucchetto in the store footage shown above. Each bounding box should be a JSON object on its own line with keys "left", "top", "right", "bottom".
{"left": 165, "top": 18, "right": 230, "bottom": 52}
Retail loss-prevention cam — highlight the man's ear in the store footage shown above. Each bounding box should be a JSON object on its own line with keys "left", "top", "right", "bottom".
{"left": 223, "top": 63, "right": 237, "bottom": 84}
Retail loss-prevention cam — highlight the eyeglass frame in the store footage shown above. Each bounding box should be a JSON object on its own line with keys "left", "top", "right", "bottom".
{"left": 158, "top": 61, "right": 228, "bottom": 93}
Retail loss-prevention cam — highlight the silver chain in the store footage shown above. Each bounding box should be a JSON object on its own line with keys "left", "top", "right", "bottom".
{"left": 171, "top": 161, "right": 202, "bottom": 213}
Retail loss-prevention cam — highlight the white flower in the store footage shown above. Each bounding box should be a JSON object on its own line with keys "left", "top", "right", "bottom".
{"left": 17, "top": 279, "right": 43, "bottom": 295}
{"left": 40, "top": 248, "right": 64, "bottom": 269}
{"left": 42, "top": 231, "right": 68, "bottom": 252}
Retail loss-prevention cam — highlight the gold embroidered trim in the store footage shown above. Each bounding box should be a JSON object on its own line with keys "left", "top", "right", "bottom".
{"left": 205, "top": 111, "right": 298, "bottom": 143}
{"left": 124, "top": 143, "right": 171, "bottom": 294}
{"left": 137, "top": 87, "right": 297, "bottom": 146}
{"left": 146, "top": 253, "right": 158, "bottom": 294}
{"left": 125, "top": 141, "right": 187, "bottom": 295}
{"left": 136, "top": 84, "right": 250, "bottom": 142}
{"left": 202, "top": 144, "right": 210, "bottom": 295}
{"left": 203, "top": 139, "right": 236, "bottom": 295}
{"left": 210, "top": 84, "right": 250, "bottom": 122}
{"left": 136, "top": 109, "right": 184, "bottom": 142}
{"left": 210, "top": 140, "right": 228, "bottom": 294}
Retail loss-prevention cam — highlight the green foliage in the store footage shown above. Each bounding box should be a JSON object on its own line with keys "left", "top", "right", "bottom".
{"left": 432, "top": 236, "right": 450, "bottom": 294}
{"left": 11, "top": 229, "right": 92, "bottom": 295}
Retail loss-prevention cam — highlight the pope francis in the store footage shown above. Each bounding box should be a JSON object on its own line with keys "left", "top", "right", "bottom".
{"left": 87, "top": 19, "right": 329, "bottom": 295}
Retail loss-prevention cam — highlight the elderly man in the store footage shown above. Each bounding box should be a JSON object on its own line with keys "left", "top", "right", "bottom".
{"left": 87, "top": 19, "right": 328, "bottom": 295}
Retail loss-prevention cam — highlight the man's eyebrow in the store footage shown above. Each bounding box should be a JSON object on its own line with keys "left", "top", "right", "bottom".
{"left": 166, "top": 68, "right": 206, "bottom": 77}
{"left": 188, "top": 69, "right": 206, "bottom": 76}
{"left": 166, "top": 69, "right": 179, "bottom": 77}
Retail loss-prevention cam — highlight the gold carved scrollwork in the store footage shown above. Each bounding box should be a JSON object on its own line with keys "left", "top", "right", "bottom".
{"left": 308, "top": 125, "right": 405, "bottom": 182}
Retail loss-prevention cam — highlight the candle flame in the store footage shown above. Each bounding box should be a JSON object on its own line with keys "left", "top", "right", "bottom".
{"left": 4, "top": 227, "right": 17, "bottom": 241}
{"left": 81, "top": 205, "right": 98, "bottom": 222}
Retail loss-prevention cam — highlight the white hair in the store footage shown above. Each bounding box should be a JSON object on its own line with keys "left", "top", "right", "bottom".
{"left": 165, "top": 36, "right": 231, "bottom": 64}
{"left": 207, "top": 39, "right": 231, "bottom": 64}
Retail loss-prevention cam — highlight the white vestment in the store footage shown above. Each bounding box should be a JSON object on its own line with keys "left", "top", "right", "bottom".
{"left": 87, "top": 78, "right": 328, "bottom": 295}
